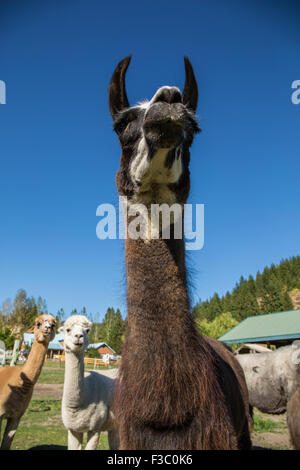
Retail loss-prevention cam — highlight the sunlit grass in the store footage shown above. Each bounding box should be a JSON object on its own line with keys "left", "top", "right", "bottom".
{"left": 8, "top": 398, "right": 109, "bottom": 450}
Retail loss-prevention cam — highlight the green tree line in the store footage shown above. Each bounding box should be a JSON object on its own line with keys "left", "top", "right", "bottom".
{"left": 192, "top": 256, "right": 300, "bottom": 338}
{"left": 0, "top": 289, "right": 126, "bottom": 354}
{"left": 1, "top": 256, "right": 299, "bottom": 350}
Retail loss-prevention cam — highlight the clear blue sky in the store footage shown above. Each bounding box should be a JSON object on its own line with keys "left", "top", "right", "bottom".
{"left": 1, "top": 0, "right": 300, "bottom": 321}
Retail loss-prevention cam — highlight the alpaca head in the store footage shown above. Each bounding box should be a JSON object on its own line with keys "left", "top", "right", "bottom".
{"left": 109, "top": 56, "right": 200, "bottom": 207}
{"left": 59, "top": 315, "right": 91, "bottom": 354}
{"left": 28, "top": 314, "right": 56, "bottom": 344}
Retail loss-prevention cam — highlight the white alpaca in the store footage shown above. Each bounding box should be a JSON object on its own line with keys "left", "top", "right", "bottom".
{"left": 59, "top": 315, "right": 118, "bottom": 450}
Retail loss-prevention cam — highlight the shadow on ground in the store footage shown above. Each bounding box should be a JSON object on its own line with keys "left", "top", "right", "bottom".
{"left": 252, "top": 445, "right": 272, "bottom": 450}
{"left": 27, "top": 445, "right": 67, "bottom": 450}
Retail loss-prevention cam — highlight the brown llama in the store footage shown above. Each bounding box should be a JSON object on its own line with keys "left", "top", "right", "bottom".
{"left": 0, "top": 314, "right": 56, "bottom": 449}
{"left": 287, "top": 388, "right": 300, "bottom": 449}
{"left": 108, "top": 56, "right": 252, "bottom": 450}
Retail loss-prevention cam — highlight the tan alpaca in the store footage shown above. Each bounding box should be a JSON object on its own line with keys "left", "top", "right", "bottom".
{"left": 0, "top": 314, "right": 56, "bottom": 450}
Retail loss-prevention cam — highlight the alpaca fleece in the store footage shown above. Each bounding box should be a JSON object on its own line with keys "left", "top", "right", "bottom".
{"left": 61, "top": 315, "right": 118, "bottom": 450}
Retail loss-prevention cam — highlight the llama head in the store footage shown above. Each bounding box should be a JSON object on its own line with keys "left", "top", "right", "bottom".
{"left": 59, "top": 315, "right": 91, "bottom": 354}
{"left": 28, "top": 314, "right": 56, "bottom": 344}
{"left": 109, "top": 56, "right": 200, "bottom": 207}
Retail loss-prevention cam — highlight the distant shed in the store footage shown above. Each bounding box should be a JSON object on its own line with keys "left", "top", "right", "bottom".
{"left": 23, "top": 332, "right": 116, "bottom": 359}
{"left": 218, "top": 309, "right": 300, "bottom": 347}
{"left": 234, "top": 343, "right": 272, "bottom": 355}
{"left": 23, "top": 332, "right": 64, "bottom": 358}
{"left": 88, "top": 342, "right": 116, "bottom": 356}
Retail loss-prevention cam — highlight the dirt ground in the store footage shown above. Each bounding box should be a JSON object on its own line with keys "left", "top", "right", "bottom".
{"left": 251, "top": 412, "right": 292, "bottom": 450}
{"left": 34, "top": 383, "right": 64, "bottom": 399}
{"left": 34, "top": 368, "right": 118, "bottom": 400}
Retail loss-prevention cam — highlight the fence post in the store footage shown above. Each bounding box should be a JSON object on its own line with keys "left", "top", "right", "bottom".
{"left": 10, "top": 339, "right": 21, "bottom": 366}
{"left": 0, "top": 340, "right": 5, "bottom": 366}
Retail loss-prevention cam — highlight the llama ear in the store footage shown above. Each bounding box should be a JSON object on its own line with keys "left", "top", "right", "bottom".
{"left": 109, "top": 55, "right": 131, "bottom": 121}
{"left": 27, "top": 325, "right": 35, "bottom": 333}
{"left": 182, "top": 56, "right": 198, "bottom": 112}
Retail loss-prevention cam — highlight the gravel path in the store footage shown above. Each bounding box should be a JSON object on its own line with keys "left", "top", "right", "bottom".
{"left": 33, "top": 368, "right": 118, "bottom": 400}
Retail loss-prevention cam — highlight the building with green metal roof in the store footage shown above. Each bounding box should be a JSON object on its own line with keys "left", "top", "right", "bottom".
{"left": 218, "top": 308, "right": 300, "bottom": 346}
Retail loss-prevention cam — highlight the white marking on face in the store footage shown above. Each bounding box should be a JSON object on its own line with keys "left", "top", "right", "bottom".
{"left": 129, "top": 137, "right": 183, "bottom": 206}
{"left": 130, "top": 137, "right": 149, "bottom": 185}
{"left": 130, "top": 138, "right": 182, "bottom": 188}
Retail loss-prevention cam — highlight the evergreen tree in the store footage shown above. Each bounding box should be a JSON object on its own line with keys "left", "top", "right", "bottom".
{"left": 56, "top": 308, "right": 65, "bottom": 329}
{"left": 248, "top": 275, "right": 257, "bottom": 297}
{"left": 255, "top": 271, "right": 264, "bottom": 297}
{"left": 101, "top": 307, "right": 125, "bottom": 354}
{"left": 282, "top": 291, "right": 294, "bottom": 311}
{"left": 222, "top": 291, "right": 232, "bottom": 314}
{"left": 80, "top": 306, "right": 87, "bottom": 316}
{"left": 192, "top": 256, "right": 300, "bottom": 324}
{"left": 207, "top": 293, "right": 222, "bottom": 321}
{"left": 260, "top": 274, "right": 285, "bottom": 314}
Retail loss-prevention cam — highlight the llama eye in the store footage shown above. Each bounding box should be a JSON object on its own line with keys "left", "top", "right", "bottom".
{"left": 36, "top": 322, "right": 41, "bottom": 328}
{"left": 114, "top": 120, "right": 128, "bottom": 135}
{"left": 114, "top": 108, "right": 140, "bottom": 135}
{"left": 66, "top": 328, "right": 70, "bottom": 333}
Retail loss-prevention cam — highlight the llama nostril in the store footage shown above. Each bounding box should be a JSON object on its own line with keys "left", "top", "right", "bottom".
{"left": 170, "top": 90, "right": 182, "bottom": 104}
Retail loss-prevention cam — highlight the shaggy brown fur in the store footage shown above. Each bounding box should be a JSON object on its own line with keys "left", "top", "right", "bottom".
{"left": 109, "top": 56, "right": 251, "bottom": 450}
{"left": 287, "top": 388, "right": 300, "bottom": 450}
{"left": 113, "top": 237, "right": 251, "bottom": 449}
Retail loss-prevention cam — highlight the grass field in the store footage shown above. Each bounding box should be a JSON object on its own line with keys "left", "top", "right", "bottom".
{"left": 8, "top": 397, "right": 291, "bottom": 450}
{"left": 43, "top": 359, "right": 115, "bottom": 371}
{"left": 11, "top": 398, "right": 109, "bottom": 450}
{"left": 252, "top": 409, "right": 292, "bottom": 450}
{"left": 1, "top": 360, "right": 115, "bottom": 450}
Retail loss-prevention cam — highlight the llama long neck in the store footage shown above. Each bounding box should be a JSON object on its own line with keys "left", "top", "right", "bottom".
{"left": 120, "top": 234, "right": 207, "bottom": 428}
{"left": 22, "top": 340, "right": 48, "bottom": 384}
{"left": 63, "top": 351, "right": 85, "bottom": 408}
{"left": 126, "top": 236, "right": 192, "bottom": 336}
{"left": 116, "top": 233, "right": 238, "bottom": 450}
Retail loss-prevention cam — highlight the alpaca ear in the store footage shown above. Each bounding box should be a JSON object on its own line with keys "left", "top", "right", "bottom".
{"left": 27, "top": 325, "right": 35, "bottom": 333}
{"left": 108, "top": 55, "right": 131, "bottom": 121}
{"left": 182, "top": 56, "right": 198, "bottom": 112}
